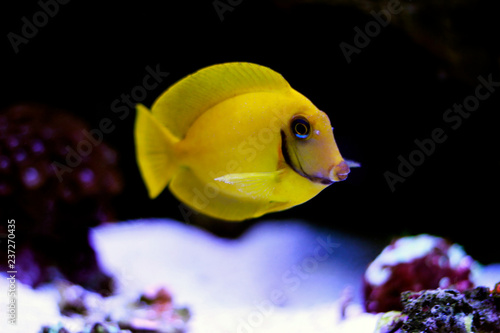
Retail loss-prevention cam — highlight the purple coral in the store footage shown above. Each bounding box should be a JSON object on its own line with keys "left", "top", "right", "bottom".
{"left": 0, "top": 103, "right": 123, "bottom": 294}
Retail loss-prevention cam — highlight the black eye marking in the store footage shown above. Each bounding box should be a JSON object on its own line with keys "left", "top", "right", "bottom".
{"left": 291, "top": 116, "right": 311, "bottom": 139}
{"left": 280, "top": 130, "right": 293, "bottom": 168}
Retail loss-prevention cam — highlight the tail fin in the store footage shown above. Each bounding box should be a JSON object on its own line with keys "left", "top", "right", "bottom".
{"left": 134, "top": 103, "right": 179, "bottom": 198}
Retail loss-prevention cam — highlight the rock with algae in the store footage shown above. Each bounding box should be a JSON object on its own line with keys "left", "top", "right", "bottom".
{"left": 375, "top": 283, "right": 500, "bottom": 333}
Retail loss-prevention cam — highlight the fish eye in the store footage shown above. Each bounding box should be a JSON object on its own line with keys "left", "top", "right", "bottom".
{"left": 291, "top": 116, "right": 311, "bottom": 139}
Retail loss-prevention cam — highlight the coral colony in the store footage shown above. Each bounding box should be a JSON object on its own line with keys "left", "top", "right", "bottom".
{"left": 0, "top": 103, "right": 122, "bottom": 293}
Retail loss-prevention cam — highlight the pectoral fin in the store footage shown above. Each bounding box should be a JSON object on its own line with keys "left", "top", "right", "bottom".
{"left": 215, "top": 170, "right": 284, "bottom": 200}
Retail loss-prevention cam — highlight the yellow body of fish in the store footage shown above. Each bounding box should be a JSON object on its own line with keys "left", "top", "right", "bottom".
{"left": 134, "top": 62, "right": 350, "bottom": 221}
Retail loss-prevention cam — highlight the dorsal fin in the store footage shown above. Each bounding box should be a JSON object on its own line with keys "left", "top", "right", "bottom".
{"left": 151, "top": 62, "right": 291, "bottom": 138}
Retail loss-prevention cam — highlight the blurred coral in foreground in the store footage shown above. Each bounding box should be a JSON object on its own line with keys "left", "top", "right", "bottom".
{"left": 40, "top": 282, "right": 190, "bottom": 333}
{"left": 0, "top": 103, "right": 123, "bottom": 294}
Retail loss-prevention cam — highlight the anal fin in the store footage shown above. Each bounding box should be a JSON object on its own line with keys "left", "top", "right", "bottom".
{"left": 171, "top": 168, "right": 286, "bottom": 221}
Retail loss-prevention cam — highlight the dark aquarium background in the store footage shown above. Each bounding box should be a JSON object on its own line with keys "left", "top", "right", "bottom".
{"left": 2, "top": 0, "right": 499, "bottom": 267}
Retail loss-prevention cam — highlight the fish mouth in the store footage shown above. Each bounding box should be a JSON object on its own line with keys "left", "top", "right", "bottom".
{"left": 280, "top": 130, "right": 339, "bottom": 185}
{"left": 329, "top": 161, "right": 350, "bottom": 182}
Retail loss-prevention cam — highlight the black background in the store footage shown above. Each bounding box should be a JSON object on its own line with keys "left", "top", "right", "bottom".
{"left": 2, "top": 0, "right": 499, "bottom": 264}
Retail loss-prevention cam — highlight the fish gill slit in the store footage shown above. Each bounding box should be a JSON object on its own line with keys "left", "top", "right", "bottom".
{"left": 280, "top": 130, "right": 308, "bottom": 180}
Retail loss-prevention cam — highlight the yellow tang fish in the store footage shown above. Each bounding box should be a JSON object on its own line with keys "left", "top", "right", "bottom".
{"left": 134, "top": 62, "right": 350, "bottom": 221}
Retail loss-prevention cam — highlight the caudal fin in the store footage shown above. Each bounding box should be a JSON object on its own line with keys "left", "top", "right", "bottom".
{"left": 134, "top": 103, "right": 179, "bottom": 198}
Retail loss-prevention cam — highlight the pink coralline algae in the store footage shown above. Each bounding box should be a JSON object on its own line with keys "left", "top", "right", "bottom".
{"left": 364, "top": 234, "right": 477, "bottom": 313}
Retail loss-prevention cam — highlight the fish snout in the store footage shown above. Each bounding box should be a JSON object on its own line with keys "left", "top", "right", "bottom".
{"left": 329, "top": 160, "right": 350, "bottom": 182}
